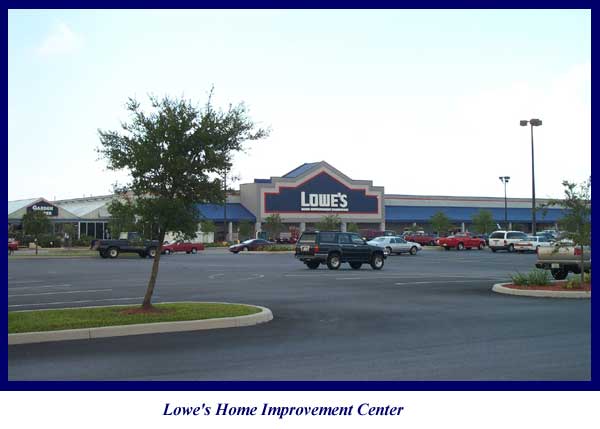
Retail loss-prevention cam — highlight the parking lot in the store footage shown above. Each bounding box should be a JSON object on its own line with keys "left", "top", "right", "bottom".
{"left": 8, "top": 248, "right": 591, "bottom": 381}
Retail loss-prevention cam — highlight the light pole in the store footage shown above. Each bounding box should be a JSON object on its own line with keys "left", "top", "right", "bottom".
{"left": 520, "top": 118, "right": 542, "bottom": 235}
{"left": 499, "top": 176, "right": 510, "bottom": 229}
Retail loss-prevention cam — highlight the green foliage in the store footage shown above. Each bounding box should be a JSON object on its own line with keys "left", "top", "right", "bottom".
{"left": 316, "top": 215, "right": 341, "bottom": 231}
{"left": 37, "top": 234, "right": 63, "bottom": 248}
{"left": 404, "top": 224, "right": 422, "bottom": 233}
{"left": 346, "top": 222, "right": 360, "bottom": 233}
{"left": 97, "top": 91, "right": 269, "bottom": 307}
{"left": 264, "top": 214, "right": 284, "bottom": 238}
{"left": 430, "top": 211, "right": 452, "bottom": 235}
{"left": 238, "top": 221, "right": 253, "bottom": 240}
{"left": 263, "top": 244, "right": 295, "bottom": 251}
{"left": 510, "top": 269, "right": 551, "bottom": 286}
{"left": 200, "top": 219, "right": 216, "bottom": 233}
{"left": 107, "top": 197, "right": 138, "bottom": 238}
{"left": 74, "top": 235, "right": 94, "bottom": 247}
{"left": 543, "top": 178, "right": 591, "bottom": 284}
{"left": 22, "top": 211, "right": 51, "bottom": 237}
{"left": 471, "top": 209, "right": 496, "bottom": 234}
{"left": 565, "top": 272, "right": 591, "bottom": 289}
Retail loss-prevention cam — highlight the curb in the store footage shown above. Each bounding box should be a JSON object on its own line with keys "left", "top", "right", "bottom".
{"left": 492, "top": 282, "right": 591, "bottom": 299}
{"left": 8, "top": 305, "right": 273, "bottom": 346}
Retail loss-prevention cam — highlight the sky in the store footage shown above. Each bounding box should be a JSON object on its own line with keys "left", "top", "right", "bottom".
{"left": 7, "top": 9, "right": 591, "bottom": 202}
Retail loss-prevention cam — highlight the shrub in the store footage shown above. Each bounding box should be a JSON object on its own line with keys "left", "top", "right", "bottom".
{"left": 264, "top": 245, "right": 294, "bottom": 252}
{"left": 565, "top": 272, "right": 591, "bottom": 289}
{"left": 73, "top": 235, "right": 94, "bottom": 247}
{"left": 511, "top": 270, "right": 551, "bottom": 286}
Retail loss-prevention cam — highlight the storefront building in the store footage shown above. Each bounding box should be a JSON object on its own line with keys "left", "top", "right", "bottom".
{"left": 8, "top": 161, "right": 567, "bottom": 241}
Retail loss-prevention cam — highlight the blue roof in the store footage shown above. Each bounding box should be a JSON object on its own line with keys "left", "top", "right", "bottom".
{"left": 385, "top": 206, "right": 569, "bottom": 223}
{"left": 282, "top": 162, "right": 319, "bottom": 178}
{"left": 196, "top": 203, "right": 256, "bottom": 222}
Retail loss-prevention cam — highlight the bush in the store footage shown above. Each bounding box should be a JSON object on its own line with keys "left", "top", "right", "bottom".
{"left": 204, "top": 242, "right": 230, "bottom": 248}
{"left": 264, "top": 245, "right": 294, "bottom": 252}
{"left": 37, "top": 234, "right": 63, "bottom": 248}
{"left": 565, "top": 272, "right": 591, "bottom": 289}
{"left": 511, "top": 270, "right": 551, "bottom": 286}
{"left": 73, "top": 235, "right": 94, "bottom": 247}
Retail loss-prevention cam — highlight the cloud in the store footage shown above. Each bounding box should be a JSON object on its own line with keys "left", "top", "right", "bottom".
{"left": 37, "top": 23, "right": 83, "bottom": 56}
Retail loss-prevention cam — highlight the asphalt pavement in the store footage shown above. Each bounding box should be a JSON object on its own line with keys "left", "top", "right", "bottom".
{"left": 8, "top": 248, "right": 591, "bottom": 381}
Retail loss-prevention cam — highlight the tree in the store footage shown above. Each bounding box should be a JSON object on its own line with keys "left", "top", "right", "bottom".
{"left": 98, "top": 93, "right": 269, "bottom": 309}
{"left": 200, "top": 220, "right": 216, "bottom": 233}
{"left": 544, "top": 178, "right": 591, "bottom": 283}
{"left": 107, "top": 197, "right": 138, "bottom": 239}
{"left": 346, "top": 222, "right": 360, "bottom": 233}
{"left": 430, "top": 211, "right": 452, "bottom": 235}
{"left": 471, "top": 209, "right": 496, "bottom": 234}
{"left": 22, "top": 211, "right": 51, "bottom": 255}
{"left": 238, "top": 221, "right": 253, "bottom": 241}
{"left": 62, "top": 223, "right": 76, "bottom": 248}
{"left": 264, "top": 214, "right": 284, "bottom": 240}
{"left": 316, "top": 214, "right": 341, "bottom": 231}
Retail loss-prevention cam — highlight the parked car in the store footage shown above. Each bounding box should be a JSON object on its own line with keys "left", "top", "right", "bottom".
{"left": 403, "top": 233, "right": 437, "bottom": 246}
{"left": 8, "top": 239, "right": 18, "bottom": 254}
{"left": 436, "top": 232, "right": 486, "bottom": 250}
{"left": 295, "top": 230, "right": 386, "bottom": 270}
{"left": 229, "top": 239, "right": 273, "bottom": 253}
{"left": 367, "top": 236, "right": 422, "bottom": 255}
{"left": 488, "top": 230, "right": 528, "bottom": 252}
{"left": 162, "top": 240, "right": 205, "bottom": 255}
{"left": 514, "top": 236, "right": 554, "bottom": 253}
{"left": 535, "top": 244, "right": 591, "bottom": 280}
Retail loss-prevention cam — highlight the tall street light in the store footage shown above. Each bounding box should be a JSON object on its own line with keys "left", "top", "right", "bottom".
{"left": 520, "top": 118, "right": 542, "bottom": 235}
{"left": 499, "top": 176, "right": 510, "bottom": 229}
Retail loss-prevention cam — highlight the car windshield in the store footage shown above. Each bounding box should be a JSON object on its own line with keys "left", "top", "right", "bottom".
{"left": 242, "top": 239, "right": 255, "bottom": 244}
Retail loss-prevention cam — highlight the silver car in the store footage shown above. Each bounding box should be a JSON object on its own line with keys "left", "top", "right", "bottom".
{"left": 367, "top": 236, "right": 422, "bottom": 256}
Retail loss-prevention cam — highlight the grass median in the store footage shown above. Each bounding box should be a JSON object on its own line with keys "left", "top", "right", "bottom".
{"left": 8, "top": 302, "right": 262, "bottom": 334}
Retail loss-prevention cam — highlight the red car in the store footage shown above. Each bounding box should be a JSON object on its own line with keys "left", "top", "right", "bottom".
{"left": 8, "top": 239, "right": 19, "bottom": 254}
{"left": 436, "top": 233, "right": 485, "bottom": 251}
{"left": 161, "top": 240, "right": 204, "bottom": 255}
{"left": 404, "top": 233, "right": 438, "bottom": 246}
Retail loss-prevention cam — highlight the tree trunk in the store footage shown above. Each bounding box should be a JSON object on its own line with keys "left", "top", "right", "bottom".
{"left": 580, "top": 244, "right": 585, "bottom": 284}
{"left": 141, "top": 229, "right": 166, "bottom": 309}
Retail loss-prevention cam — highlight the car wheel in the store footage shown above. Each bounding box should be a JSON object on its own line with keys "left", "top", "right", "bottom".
{"left": 232, "top": 250, "right": 239, "bottom": 254}
{"left": 99, "top": 251, "right": 108, "bottom": 259}
{"left": 551, "top": 268, "right": 568, "bottom": 280}
{"left": 491, "top": 248, "right": 497, "bottom": 253}
{"left": 244, "top": 247, "right": 249, "bottom": 252}
{"left": 350, "top": 262, "right": 362, "bottom": 270}
{"left": 457, "top": 242, "right": 464, "bottom": 251}
{"left": 164, "top": 249, "right": 171, "bottom": 255}
{"left": 139, "top": 252, "right": 147, "bottom": 258}
{"left": 409, "top": 246, "right": 418, "bottom": 255}
{"left": 108, "top": 247, "right": 119, "bottom": 259}
{"left": 478, "top": 243, "right": 484, "bottom": 250}
{"left": 326, "top": 253, "right": 341, "bottom": 270}
{"left": 385, "top": 246, "right": 392, "bottom": 256}
{"left": 148, "top": 247, "right": 157, "bottom": 258}
{"left": 508, "top": 244, "right": 514, "bottom": 253}
{"left": 429, "top": 240, "right": 435, "bottom": 246}
{"left": 370, "top": 253, "right": 384, "bottom": 270}
{"left": 191, "top": 248, "right": 197, "bottom": 254}
{"left": 306, "top": 261, "right": 319, "bottom": 270}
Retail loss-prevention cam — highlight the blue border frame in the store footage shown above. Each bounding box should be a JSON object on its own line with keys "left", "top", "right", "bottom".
{"left": 4, "top": 4, "right": 596, "bottom": 391}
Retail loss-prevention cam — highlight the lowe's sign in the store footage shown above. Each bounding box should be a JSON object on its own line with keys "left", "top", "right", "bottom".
{"left": 264, "top": 172, "right": 379, "bottom": 214}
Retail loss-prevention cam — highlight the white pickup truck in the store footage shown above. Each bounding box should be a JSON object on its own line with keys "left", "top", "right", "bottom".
{"left": 535, "top": 245, "right": 591, "bottom": 280}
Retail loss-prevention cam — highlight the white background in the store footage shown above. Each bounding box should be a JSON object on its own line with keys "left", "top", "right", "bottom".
{"left": 2, "top": 391, "right": 598, "bottom": 428}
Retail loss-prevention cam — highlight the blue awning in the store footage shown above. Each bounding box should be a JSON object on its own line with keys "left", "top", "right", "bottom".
{"left": 384, "top": 206, "right": 568, "bottom": 223}
{"left": 197, "top": 203, "right": 256, "bottom": 223}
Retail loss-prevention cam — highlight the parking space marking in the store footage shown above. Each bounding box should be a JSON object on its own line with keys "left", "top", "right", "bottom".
{"left": 394, "top": 279, "right": 504, "bottom": 285}
{"left": 8, "top": 296, "right": 145, "bottom": 308}
{"left": 8, "top": 288, "right": 112, "bottom": 298}
{"left": 8, "top": 284, "right": 72, "bottom": 290}
{"left": 208, "top": 273, "right": 225, "bottom": 279}
{"left": 8, "top": 280, "right": 44, "bottom": 285}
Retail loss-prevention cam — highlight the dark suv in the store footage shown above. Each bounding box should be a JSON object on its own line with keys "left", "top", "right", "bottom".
{"left": 295, "top": 231, "right": 386, "bottom": 270}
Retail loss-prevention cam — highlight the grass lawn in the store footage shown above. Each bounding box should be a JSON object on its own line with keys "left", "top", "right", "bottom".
{"left": 9, "top": 302, "right": 262, "bottom": 334}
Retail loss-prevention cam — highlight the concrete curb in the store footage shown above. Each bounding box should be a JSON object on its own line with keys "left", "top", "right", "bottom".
{"left": 492, "top": 282, "right": 591, "bottom": 299}
{"left": 8, "top": 305, "right": 273, "bottom": 346}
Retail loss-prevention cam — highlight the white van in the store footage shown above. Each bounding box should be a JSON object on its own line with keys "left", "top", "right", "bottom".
{"left": 488, "top": 230, "right": 528, "bottom": 253}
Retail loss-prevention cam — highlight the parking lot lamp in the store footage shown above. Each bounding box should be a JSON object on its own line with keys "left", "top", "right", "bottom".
{"left": 520, "top": 118, "right": 542, "bottom": 235}
{"left": 499, "top": 176, "right": 510, "bottom": 229}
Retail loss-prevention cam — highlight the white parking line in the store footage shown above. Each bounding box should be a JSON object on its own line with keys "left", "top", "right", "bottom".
{"left": 8, "top": 280, "right": 44, "bottom": 285}
{"left": 8, "top": 284, "right": 72, "bottom": 290}
{"left": 394, "top": 280, "right": 503, "bottom": 285}
{"left": 8, "top": 288, "right": 112, "bottom": 298}
{"left": 8, "top": 296, "right": 145, "bottom": 308}
{"left": 208, "top": 273, "right": 225, "bottom": 279}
